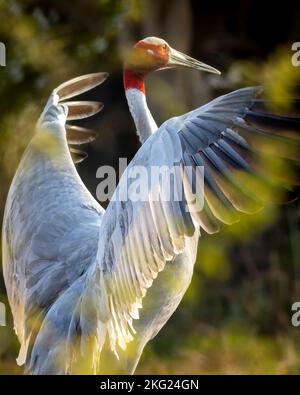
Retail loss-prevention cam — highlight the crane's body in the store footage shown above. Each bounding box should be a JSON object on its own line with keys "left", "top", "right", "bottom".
{"left": 2, "top": 37, "right": 300, "bottom": 374}
{"left": 2, "top": 104, "right": 197, "bottom": 372}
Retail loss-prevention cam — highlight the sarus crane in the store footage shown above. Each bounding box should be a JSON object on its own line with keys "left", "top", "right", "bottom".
{"left": 2, "top": 37, "right": 300, "bottom": 374}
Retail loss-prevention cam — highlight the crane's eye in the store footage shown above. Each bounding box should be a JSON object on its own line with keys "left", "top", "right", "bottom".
{"left": 162, "top": 44, "right": 167, "bottom": 50}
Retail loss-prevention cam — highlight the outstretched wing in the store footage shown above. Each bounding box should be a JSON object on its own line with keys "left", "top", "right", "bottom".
{"left": 77, "top": 86, "right": 300, "bottom": 363}
{"left": 27, "top": 86, "right": 300, "bottom": 374}
{"left": 2, "top": 73, "right": 108, "bottom": 366}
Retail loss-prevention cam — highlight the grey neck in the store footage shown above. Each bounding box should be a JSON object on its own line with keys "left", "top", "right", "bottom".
{"left": 125, "top": 88, "right": 158, "bottom": 144}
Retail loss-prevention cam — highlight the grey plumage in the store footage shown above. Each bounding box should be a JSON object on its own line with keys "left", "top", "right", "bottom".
{"left": 2, "top": 74, "right": 300, "bottom": 374}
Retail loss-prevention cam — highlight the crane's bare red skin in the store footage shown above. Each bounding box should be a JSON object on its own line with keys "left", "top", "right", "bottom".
{"left": 123, "top": 70, "right": 145, "bottom": 93}
{"left": 124, "top": 40, "right": 169, "bottom": 93}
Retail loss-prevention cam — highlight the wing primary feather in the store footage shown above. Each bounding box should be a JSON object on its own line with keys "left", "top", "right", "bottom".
{"left": 245, "top": 110, "right": 300, "bottom": 133}
{"left": 252, "top": 99, "right": 300, "bottom": 114}
{"left": 223, "top": 128, "right": 249, "bottom": 150}
{"left": 193, "top": 152, "right": 235, "bottom": 208}
{"left": 135, "top": 210, "right": 161, "bottom": 274}
{"left": 143, "top": 202, "right": 165, "bottom": 266}
{"left": 56, "top": 72, "right": 108, "bottom": 101}
{"left": 69, "top": 148, "right": 88, "bottom": 164}
{"left": 66, "top": 125, "right": 98, "bottom": 145}
{"left": 148, "top": 192, "right": 174, "bottom": 260}
{"left": 213, "top": 139, "right": 250, "bottom": 170}
{"left": 65, "top": 101, "right": 104, "bottom": 120}
{"left": 180, "top": 159, "right": 220, "bottom": 233}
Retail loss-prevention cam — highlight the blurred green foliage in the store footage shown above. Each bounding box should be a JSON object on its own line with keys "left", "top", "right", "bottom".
{"left": 0, "top": 0, "right": 300, "bottom": 374}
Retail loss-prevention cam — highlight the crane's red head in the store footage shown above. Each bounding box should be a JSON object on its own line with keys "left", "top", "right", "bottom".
{"left": 125, "top": 37, "right": 170, "bottom": 75}
{"left": 124, "top": 36, "right": 220, "bottom": 93}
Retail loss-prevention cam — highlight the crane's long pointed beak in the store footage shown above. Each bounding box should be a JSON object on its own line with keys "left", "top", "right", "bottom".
{"left": 169, "top": 48, "right": 221, "bottom": 75}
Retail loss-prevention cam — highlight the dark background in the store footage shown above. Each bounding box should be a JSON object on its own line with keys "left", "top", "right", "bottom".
{"left": 0, "top": 0, "right": 300, "bottom": 374}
